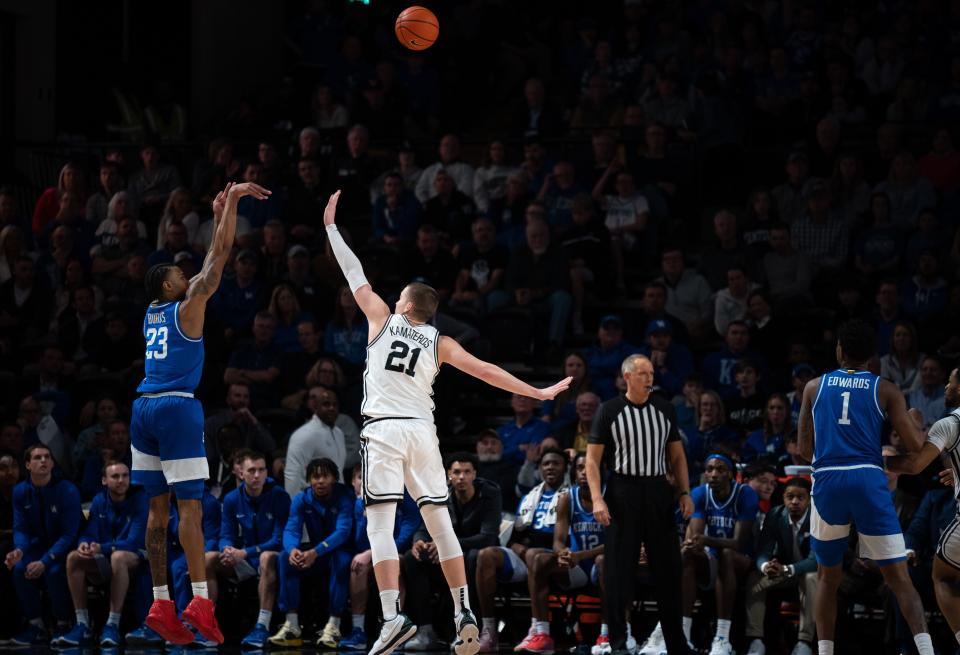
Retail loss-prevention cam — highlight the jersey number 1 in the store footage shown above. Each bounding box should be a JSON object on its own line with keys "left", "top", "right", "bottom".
{"left": 838, "top": 391, "right": 852, "bottom": 425}
{"left": 385, "top": 340, "right": 421, "bottom": 377}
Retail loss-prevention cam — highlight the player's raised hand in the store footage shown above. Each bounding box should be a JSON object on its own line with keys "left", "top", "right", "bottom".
{"left": 535, "top": 376, "right": 574, "bottom": 401}
{"left": 212, "top": 183, "right": 234, "bottom": 216}
{"left": 323, "top": 190, "right": 342, "bottom": 226}
{"left": 227, "top": 182, "right": 271, "bottom": 200}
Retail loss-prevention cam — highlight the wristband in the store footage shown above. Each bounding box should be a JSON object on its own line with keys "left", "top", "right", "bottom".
{"left": 679, "top": 490, "right": 690, "bottom": 496}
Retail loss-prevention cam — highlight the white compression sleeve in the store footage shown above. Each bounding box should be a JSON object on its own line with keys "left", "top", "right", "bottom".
{"left": 326, "top": 224, "right": 369, "bottom": 293}
{"left": 420, "top": 503, "right": 463, "bottom": 562}
{"left": 366, "top": 502, "right": 399, "bottom": 566}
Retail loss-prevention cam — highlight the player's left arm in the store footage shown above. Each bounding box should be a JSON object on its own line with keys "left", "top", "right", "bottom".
{"left": 180, "top": 182, "right": 269, "bottom": 335}
{"left": 797, "top": 376, "right": 820, "bottom": 463}
{"left": 438, "top": 336, "right": 572, "bottom": 401}
{"left": 552, "top": 491, "right": 572, "bottom": 553}
{"left": 880, "top": 379, "right": 924, "bottom": 453}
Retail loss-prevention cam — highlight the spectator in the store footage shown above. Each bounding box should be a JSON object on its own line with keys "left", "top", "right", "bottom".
{"left": 584, "top": 314, "right": 641, "bottom": 401}
{"left": 82, "top": 311, "right": 143, "bottom": 378}
{"left": 700, "top": 210, "right": 750, "bottom": 292}
{"left": 155, "top": 187, "right": 199, "bottom": 250}
{"left": 658, "top": 247, "right": 712, "bottom": 342}
{"left": 329, "top": 125, "right": 380, "bottom": 220}
{"left": 212, "top": 249, "right": 264, "bottom": 338}
{"left": 286, "top": 157, "right": 326, "bottom": 237}
{"left": 917, "top": 127, "right": 960, "bottom": 194}
{"left": 874, "top": 152, "right": 936, "bottom": 231}
{"left": 450, "top": 216, "right": 506, "bottom": 316}
{"left": 32, "top": 163, "right": 87, "bottom": 237}
{"left": 370, "top": 141, "right": 422, "bottom": 204}
{"left": 744, "top": 477, "right": 816, "bottom": 655}
{"left": 473, "top": 140, "right": 518, "bottom": 215}
{"left": 593, "top": 168, "right": 653, "bottom": 290}
{"left": 742, "top": 463, "right": 778, "bottom": 523}
{"left": 635, "top": 280, "right": 690, "bottom": 344}
{"left": 786, "top": 363, "right": 816, "bottom": 426}
{"left": 207, "top": 425, "right": 245, "bottom": 499}
{"left": 0, "top": 225, "right": 30, "bottom": 286}
{"left": 237, "top": 161, "right": 282, "bottom": 231}
{"left": 726, "top": 359, "right": 766, "bottom": 435}
{"left": 901, "top": 250, "right": 948, "bottom": 322}
{"left": 313, "top": 83, "right": 349, "bottom": 129}
{"left": 70, "top": 395, "right": 119, "bottom": 469}
{"left": 830, "top": 153, "right": 871, "bottom": 226}
{"left": 681, "top": 452, "right": 758, "bottom": 654}
{"left": 203, "top": 383, "right": 277, "bottom": 476}
{"left": 771, "top": 152, "right": 812, "bottom": 225}
{"left": 790, "top": 180, "right": 849, "bottom": 272}
{"left": 371, "top": 172, "right": 421, "bottom": 247}
{"left": 538, "top": 161, "right": 584, "bottom": 231}
{"left": 421, "top": 169, "right": 477, "bottom": 244}
{"left": 78, "top": 419, "right": 132, "bottom": 501}
{"left": 571, "top": 73, "right": 625, "bottom": 130}
{"left": 474, "top": 449, "right": 567, "bottom": 652}
{"left": 94, "top": 190, "right": 148, "bottom": 249}
{"left": 279, "top": 326, "right": 328, "bottom": 407}
{"left": 685, "top": 390, "right": 739, "bottom": 480}
{"left": 260, "top": 220, "right": 289, "bottom": 283}
{"left": 559, "top": 194, "right": 613, "bottom": 333}
{"left": 854, "top": 192, "right": 900, "bottom": 281}
{"left": 743, "top": 393, "right": 792, "bottom": 463}
{"left": 17, "top": 396, "right": 73, "bottom": 479}
{"left": 673, "top": 374, "right": 704, "bottom": 438}
{"left": 324, "top": 286, "right": 369, "bottom": 371}
{"left": 271, "top": 458, "right": 353, "bottom": 649}
{"left": 415, "top": 134, "right": 476, "bottom": 204}
{"left": 475, "top": 429, "right": 520, "bottom": 512}
{"left": 496, "top": 393, "right": 551, "bottom": 467}
{"left": 86, "top": 161, "right": 124, "bottom": 225}
{"left": 207, "top": 451, "right": 291, "bottom": 649}
{"left": 904, "top": 209, "right": 950, "bottom": 279}
{"left": 285, "top": 387, "right": 350, "bottom": 495}
{"left": 907, "top": 357, "right": 946, "bottom": 428}
{"left": 555, "top": 391, "right": 601, "bottom": 457}
{"left": 714, "top": 267, "right": 759, "bottom": 337}
{"left": 495, "top": 217, "right": 572, "bottom": 357}
{"left": 512, "top": 77, "right": 564, "bottom": 138}
{"left": 284, "top": 246, "right": 326, "bottom": 320}
{"left": 268, "top": 283, "right": 315, "bottom": 353}
{"left": 127, "top": 143, "right": 181, "bottom": 218}
{"left": 540, "top": 351, "right": 591, "bottom": 431}
{"left": 702, "top": 321, "right": 758, "bottom": 399}
{"left": 874, "top": 279, "right": 903, "bottom": 358}
{"left": 224, "top": 311, "right": 283, "bottom": 410}
{"left": 148, "top": 221, "right": 200, "bottom": 269}
{"left": 747, "top": 290, "right": 788, "bottom": 378}
{"left": 631, "top": 122, "right": 682, "bottom": 211}
{"left": 761, "top": 222, "right": 813, "bottom": 306}
{"left": 640, "top": 319, "right": 694, "bottom": 398}
{"left": 91, "top": 216, "right": 151, "bottom": 286}
{"left": 401, "top": 452, "right": 501, "bottom": 650}
{"left": 6, "top": 444, "right": 82, "bottom": 646}
{"left": 58, "top": 461, "right": 148, "bottom": 647}
{"left": 880, "top": 321, "right": 925, "bottom": 393}
{"left": 405, "top": 226, "right": 458, "bottom": 306}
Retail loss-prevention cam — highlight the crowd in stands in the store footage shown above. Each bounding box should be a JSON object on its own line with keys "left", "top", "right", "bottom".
{"left": 3, "top": 0, "right": 960, "bottom": 652}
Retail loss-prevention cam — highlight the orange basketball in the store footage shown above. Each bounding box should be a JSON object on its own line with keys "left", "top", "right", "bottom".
{"left": 395, "top": 6, "right": 439, "bottom": 51}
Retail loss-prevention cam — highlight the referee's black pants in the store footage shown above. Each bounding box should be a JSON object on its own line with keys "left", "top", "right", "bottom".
{"left": 604, "top": 474, "right": 686, "bottom": 653}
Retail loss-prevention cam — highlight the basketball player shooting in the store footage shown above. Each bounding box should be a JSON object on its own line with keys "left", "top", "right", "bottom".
{"left": 132, "top": 181, "right": 270, "bottom": 645}
{"left": 323, "top": 190, "right": 572, "bottom": 655}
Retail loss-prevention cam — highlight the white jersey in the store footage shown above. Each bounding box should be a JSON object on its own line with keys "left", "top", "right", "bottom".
{"left": 926, "top": 408, "right": 960, "bottom": 508}
{"left": 361, "top": 313, "right": 440, "bottom": 420}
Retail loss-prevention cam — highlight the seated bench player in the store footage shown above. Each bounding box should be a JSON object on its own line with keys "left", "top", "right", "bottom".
{"left": 475, "top": 447, "right": 568, "bottom": 654}
{"left": 206, "top": 449, "right": 291, "bottom": 649}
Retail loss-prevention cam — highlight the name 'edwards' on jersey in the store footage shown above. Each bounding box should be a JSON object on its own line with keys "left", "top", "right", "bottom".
{"left": 361, "top": 314, "right": 440, "bottom": 420}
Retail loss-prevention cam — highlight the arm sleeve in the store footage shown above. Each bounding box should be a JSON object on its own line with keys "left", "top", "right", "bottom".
{"left": 114, "top": 492, "right": 149, "bottom": 554}
{"left": 203, "top": 495, "right": 221, "bottom": 552}
{"left": 44, "top": 483, "right": 82, "bottom": 566}
{"left": 283, "top": 496, "right": 304, "bottom": 552}
{"left": 252, "top": 488, "right": 292, "bottom": 557}
{"left": 219, "top": 494, "right": 237, "bottom": 551}
{"left": 314, "top": 492, "right": 355, "bottom": 556}
{"left": 458, "top": 486, "right": 503, "bottom": 551}
{"left": 326, "top": 225, "right": 369, "bottom": 293}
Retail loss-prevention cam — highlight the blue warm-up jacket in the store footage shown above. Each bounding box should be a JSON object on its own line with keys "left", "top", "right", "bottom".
{"left": 79, "top": 485, "right": 149, "bottom": 554}
{"left": 219, "top": 478, "right": 292, "bottom": 557}
{"left": 12, "top": 473, "right": 82, "bottom": 566}
{"left": 283, "top": 483, "right": 354, "bottom": 556}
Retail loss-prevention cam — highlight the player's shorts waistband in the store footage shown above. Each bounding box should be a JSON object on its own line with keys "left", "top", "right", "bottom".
{"left": 362, "top": 415, "right": 421, "bottom": 427}
{"left": 812, "top": 463, "right": 883, "bottom": 473}
{"left": 140, "top": 391, "right": 195, "bottom": 399}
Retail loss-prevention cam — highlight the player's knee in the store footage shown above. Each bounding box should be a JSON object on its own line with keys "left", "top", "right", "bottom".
{"left": 110, "top": 550, "right": 131, "bottom": 570}
{"left": 66, "top": 550, "right": 81, "bottom": 568}
{"left": 477, "top": 546, "right": 499, "bottom": 569}
{"left": 817, "top": 565, "right": 842, "bottom": 587}
{"left": 260, "top": 550, "right": 277, "bottom": 569}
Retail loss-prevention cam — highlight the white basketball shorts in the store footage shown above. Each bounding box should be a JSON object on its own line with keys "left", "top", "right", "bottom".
{"left": 360, "top": 417, "right": 448, "bottom": 507}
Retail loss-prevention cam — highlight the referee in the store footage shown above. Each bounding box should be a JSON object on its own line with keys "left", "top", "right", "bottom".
{"left": 586, "top": 353, "right": 694, "bottom": 655}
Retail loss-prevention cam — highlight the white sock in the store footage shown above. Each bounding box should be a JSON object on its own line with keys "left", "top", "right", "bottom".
{"left": 380, "top": 589, "right": 400, "bottom": 621}
{"left": 153, "top": 585, "right": 170, "bottom": 601}
{"left": 107, "top": 612, "right": 121, "bottom": 627}
{"left": 716, "top": 619, "right": 731, "bottom": 641}
{"left": 682, "top": 617, "right": 692, "bottom": 642}
{"left": 600, "top": 624, "right": 609, "bottom": 636}
{"left": 914, "top": 633, "right": 934, "bottom": 655}
{"left": 286, "top": 613, "right": 300, "bottom": 631}
{"left": 258, "top": 609, "right": 272, "bottom": 628}
{"left": 328, "top": 616, "right": 341, "bottom": 629}
{"left": 536, "top": 621, "right": 550, "bottom": 635}
{"left": 483, "top": 617, "right": 497, "bottom": 631}
{"left": 451, "top": 585, "right": 470, "bottom": 613}
{"left": 191, "top": 580, "right": 208, "bottom": 599}
{"left": 818, "top": 640, "right": 834, "bottom": 655}
{"left": 75, "top": 609, "right": 89, "bottom": 627}
{"left": 352, "top": 614, "right": 365, "bottom": 630}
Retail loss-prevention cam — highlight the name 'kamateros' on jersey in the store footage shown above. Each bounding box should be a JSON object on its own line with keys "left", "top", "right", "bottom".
{"left": 137, "top": 301, "right": 204, "bottom": 394}
{"left": 361, "top": 314, "right": 440, "bottom": 420}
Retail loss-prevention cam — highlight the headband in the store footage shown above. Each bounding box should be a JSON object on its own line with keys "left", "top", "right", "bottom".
{"left": 706, "top": 453, "right": 736, "bottom": 472}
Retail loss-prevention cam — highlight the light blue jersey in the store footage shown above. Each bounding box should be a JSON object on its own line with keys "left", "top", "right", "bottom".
{"left": 136, "top": 301, "right": 204, "bottom": 394}
{"left": 811, "top": 369, "right": 884, "bottom": 470}
{"left": 569, "top": 486, "right": 604, "bottom": 554}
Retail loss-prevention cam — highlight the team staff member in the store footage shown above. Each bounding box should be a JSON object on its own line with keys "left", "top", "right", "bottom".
{"left": 586, "top": 354, "right": 694, "bottom": 655}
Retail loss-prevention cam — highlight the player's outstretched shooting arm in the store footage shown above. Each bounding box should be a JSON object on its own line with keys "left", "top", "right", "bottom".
{"left": 179, "top": 182, "right": 270, "bottom": 334}
{"left": 322, "top": 190, "right": 572, "bottom": 402}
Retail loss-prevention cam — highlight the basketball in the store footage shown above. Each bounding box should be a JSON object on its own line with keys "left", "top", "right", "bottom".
{"left": 395, "top": 6, "right": 438, "bottom": 51}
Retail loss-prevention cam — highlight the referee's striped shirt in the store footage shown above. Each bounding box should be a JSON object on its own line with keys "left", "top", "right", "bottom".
{"left": 588, "top": 394, "right": 680, "bottom": 477}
